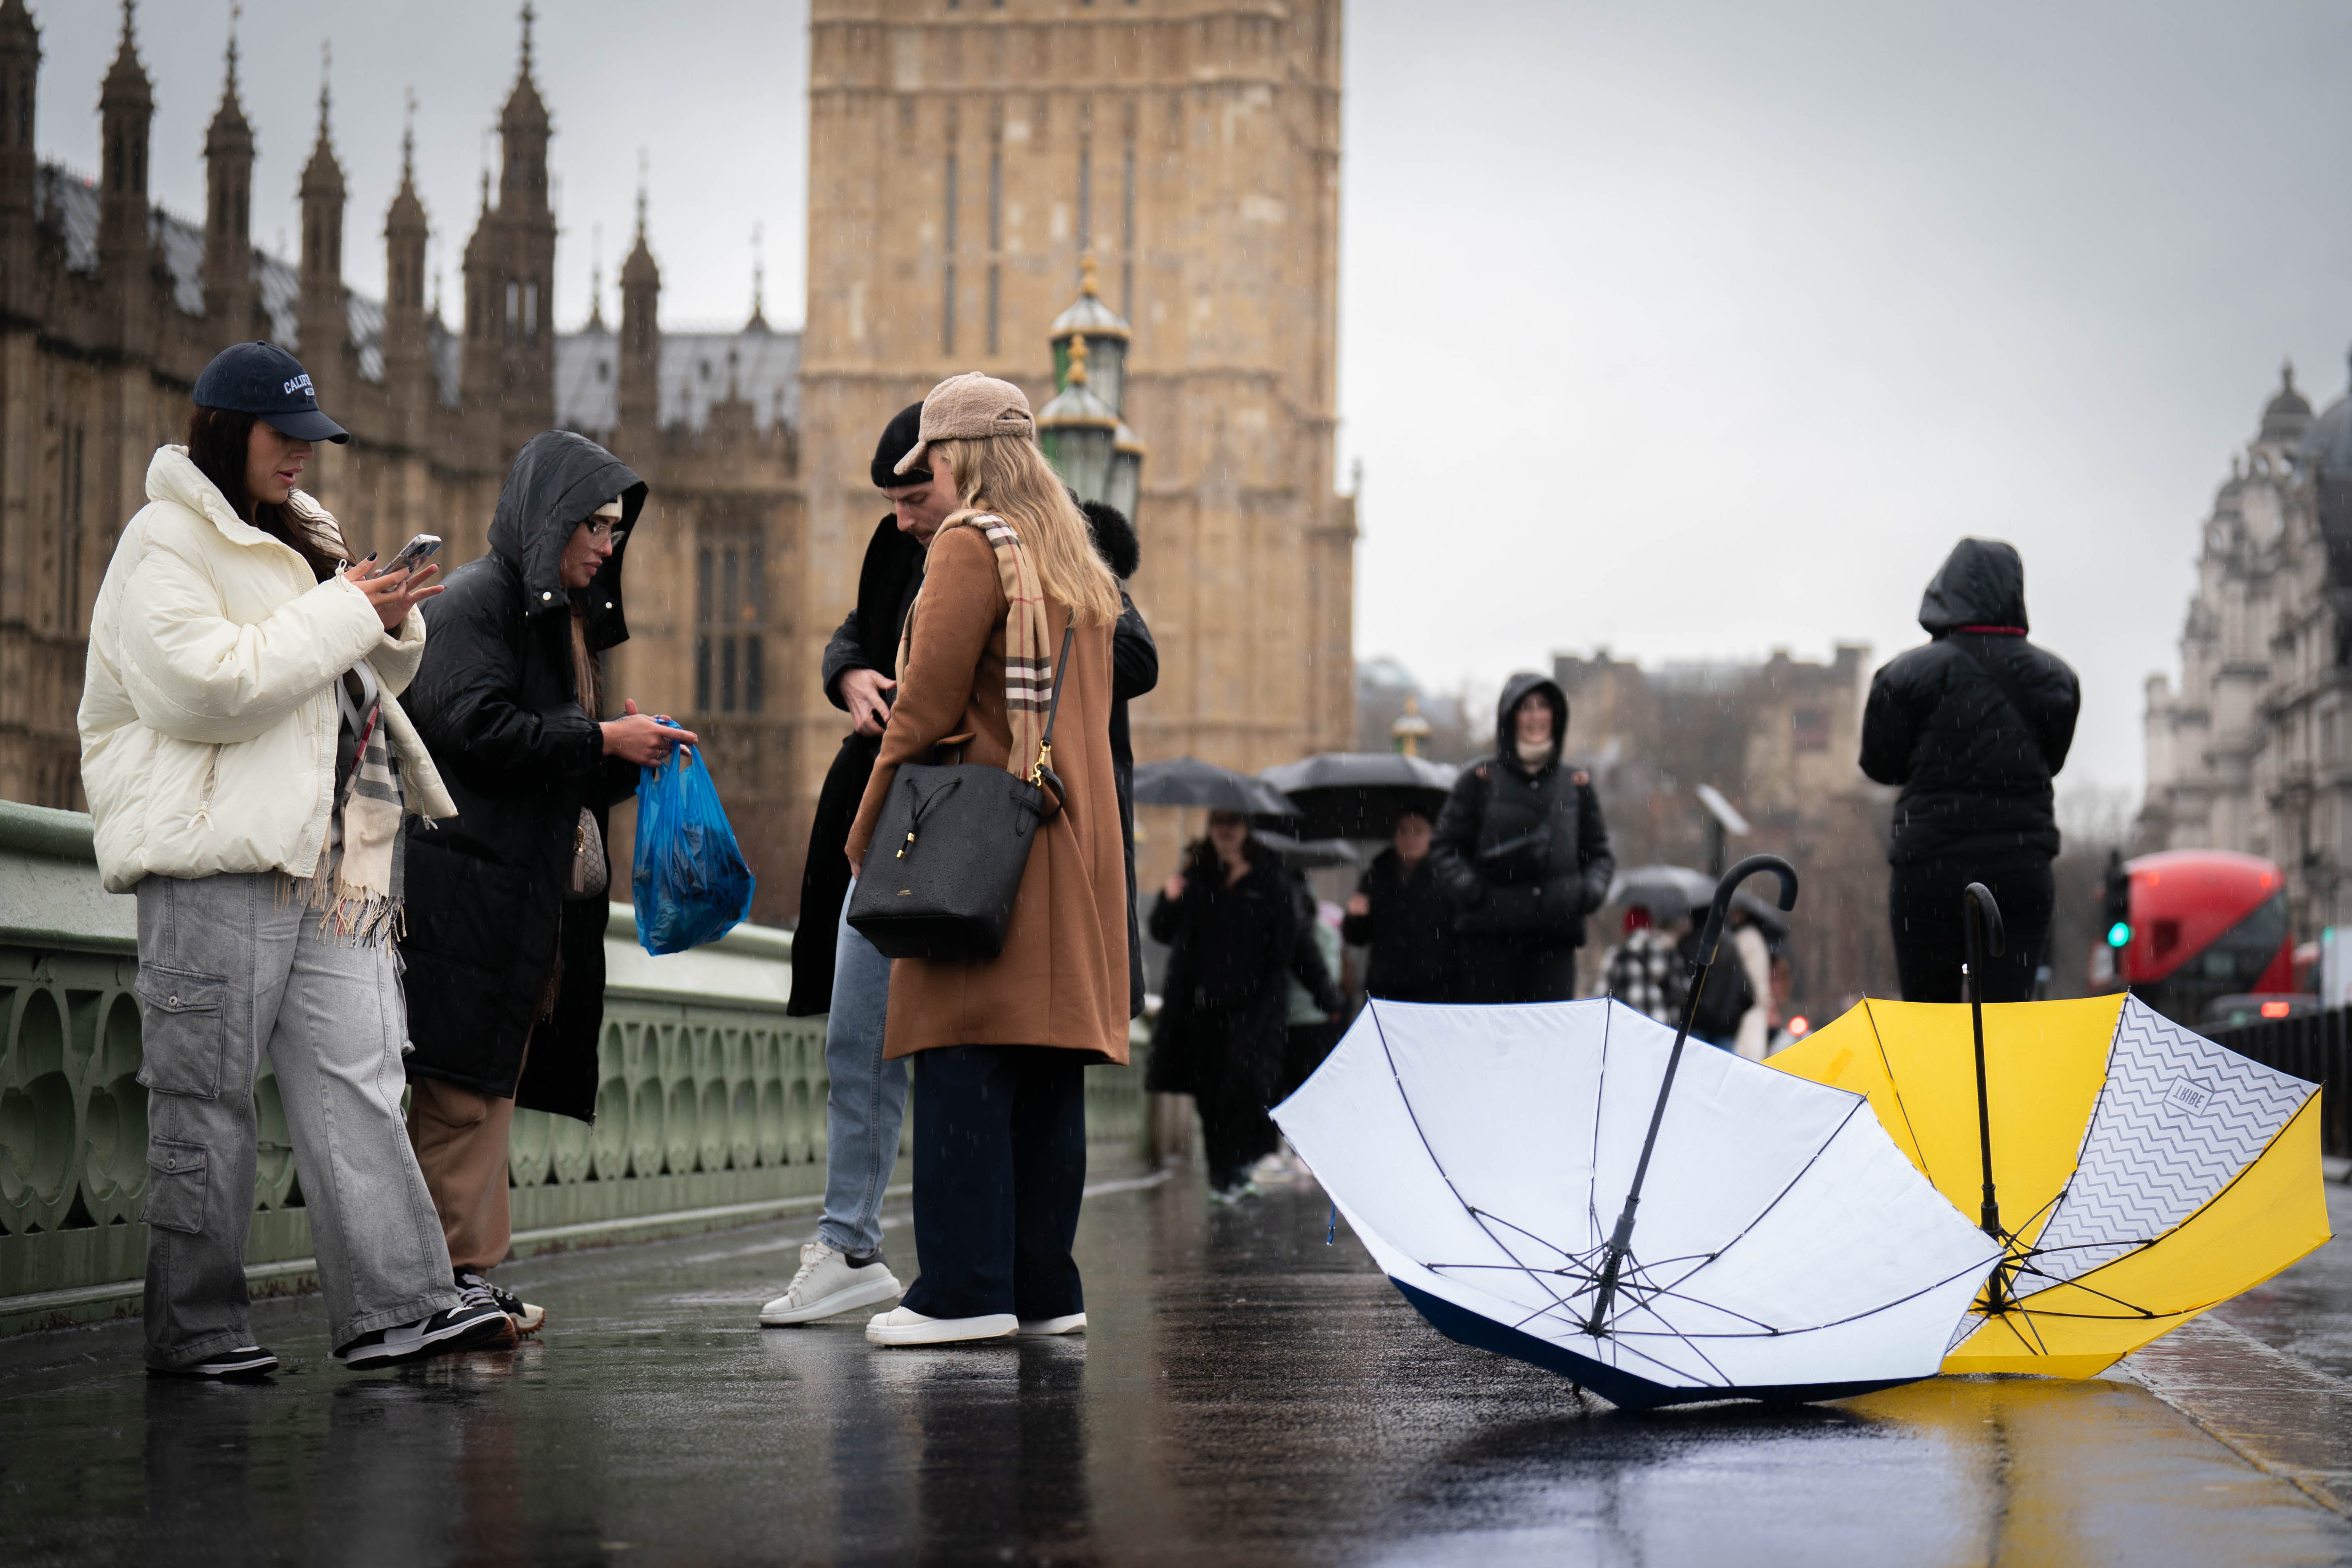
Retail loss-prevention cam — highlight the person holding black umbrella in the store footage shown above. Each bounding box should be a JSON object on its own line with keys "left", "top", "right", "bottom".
{"left": 1428, "top": 674, "right": 1615, "bottom": 1004}
{"left": 1146, "top": 811, "right": 1300, "bottom": 1201}
{"left": 1342, "top": 809, "right": 1455, "bottom": 1003}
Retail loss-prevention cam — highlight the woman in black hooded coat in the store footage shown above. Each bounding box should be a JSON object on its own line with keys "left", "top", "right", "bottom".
{"left": 1429, "top": 672, "right": 1614, "bottom": 1004}
{"left": 1861, "top": 538, "right": 2079, "bottom": 1002}
{"left": 399, "top": 431, "right": 657, "bottom": 1126}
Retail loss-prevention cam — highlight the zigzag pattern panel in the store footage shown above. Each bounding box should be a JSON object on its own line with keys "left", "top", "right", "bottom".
{"left": 2028, "top": 999, "right": 2309, "bottom": 1287}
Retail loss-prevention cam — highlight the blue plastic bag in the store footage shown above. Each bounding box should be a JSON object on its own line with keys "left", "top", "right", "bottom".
{"left": 632, "top": 723, "right": 756, "bottom": 955}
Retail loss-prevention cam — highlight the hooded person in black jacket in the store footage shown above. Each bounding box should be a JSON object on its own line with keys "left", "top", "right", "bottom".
{"left": 1861, "top": 538, "right": 2080, "bottom": 1002}
{"left": 1429, "top": 672, "right": 1615, "bottom": 1004}
{"left": 1090, "top": 501, "right": 1159, "bottom": 1019}
{"left": 399, "top": 430, "right": 693, "bottom": 1324}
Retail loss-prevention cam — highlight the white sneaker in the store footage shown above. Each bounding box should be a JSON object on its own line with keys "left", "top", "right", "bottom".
{"left": 864, "top": 1307, "right": 1018, "bottom": 1346}
{"left": 1018, "top": 1313, "right": 1087, "bottom": 1337}
{"left": 1248, "top": 1153, "right": 1295, "bottom": 1186}
{"left": 760, "top": 1242, "right": 904, "bottom": 1326}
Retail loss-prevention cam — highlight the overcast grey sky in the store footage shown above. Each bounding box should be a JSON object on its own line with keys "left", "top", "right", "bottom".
{"left": 39, "top": 2, "right": 2352, "bottom": 795}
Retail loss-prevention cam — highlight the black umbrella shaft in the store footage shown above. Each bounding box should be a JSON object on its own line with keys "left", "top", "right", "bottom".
{"left": 1584, "top": 958, "right": 1708, "bottom": 1337}
{"left": 1963, "top": 922, "right": 2003, "bottom": 1244}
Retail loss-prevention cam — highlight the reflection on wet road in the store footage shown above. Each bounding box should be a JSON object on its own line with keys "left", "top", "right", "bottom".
{"left": 3, "top": 1175, "right": 2346, "bottom": 1565}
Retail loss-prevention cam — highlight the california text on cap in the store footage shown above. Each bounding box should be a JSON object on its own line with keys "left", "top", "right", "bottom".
{"left": 192, "top": 341, "right": 351, "bottom": 444}
{"left": 893, "top": 372, "right": 1035, "bottom": 475}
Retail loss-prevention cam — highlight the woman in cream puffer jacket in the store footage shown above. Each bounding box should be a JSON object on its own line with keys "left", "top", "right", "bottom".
{"left": 79, "top": 445, "right": 456, "bottom": 887}
{"left": 78, "top": 359, "right": 513, "bottom": 1378}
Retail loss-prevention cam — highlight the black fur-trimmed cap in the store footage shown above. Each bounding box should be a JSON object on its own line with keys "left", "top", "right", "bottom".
{"left": 1082, "top": 500, "right": 1140, "bottom": 580}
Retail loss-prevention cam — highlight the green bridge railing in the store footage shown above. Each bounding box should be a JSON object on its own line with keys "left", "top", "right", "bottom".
{"left": 0, "top": 800, "right": 1153, "bottom": 1335}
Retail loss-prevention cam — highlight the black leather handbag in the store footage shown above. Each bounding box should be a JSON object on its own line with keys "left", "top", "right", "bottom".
{"left": 845, "top": 620, "right": 1076, "bottom": 961}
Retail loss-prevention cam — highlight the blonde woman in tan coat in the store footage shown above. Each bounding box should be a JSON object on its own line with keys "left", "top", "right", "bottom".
{"left": 846, "top": 373, "right": 1129, "bottom": 1347}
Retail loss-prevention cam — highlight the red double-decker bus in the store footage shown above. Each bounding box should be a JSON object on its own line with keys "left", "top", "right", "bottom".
{"left": 2113, "top": 850, "right": 2295, "bottom": 1027}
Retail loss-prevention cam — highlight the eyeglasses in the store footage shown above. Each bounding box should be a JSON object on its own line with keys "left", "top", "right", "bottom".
{"left": 582, "top": 519, "right": 628, "bottom": 541}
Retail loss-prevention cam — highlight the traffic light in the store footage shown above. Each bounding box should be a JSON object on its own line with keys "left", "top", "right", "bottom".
{"left": 2101, "top": 851, "right": 2132, "bottom": 953}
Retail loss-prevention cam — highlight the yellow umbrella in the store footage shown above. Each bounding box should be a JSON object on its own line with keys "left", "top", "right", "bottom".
{"left": 1769, "top": 989, "right": 2330, "bottom": 1378}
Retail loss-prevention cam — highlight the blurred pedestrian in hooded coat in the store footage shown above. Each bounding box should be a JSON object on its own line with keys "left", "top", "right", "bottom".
{"left": 1861, "top": 538, "right": 2079, "bottom": 1002}
{"left": 1341, "top": 809, "right": 1455, "bottom": 1002}
{"left": 399, "top": 431, "right": 693, "bottom": 1323}
{"left": 1429, "top": 673, "right": 1615, "bottom": 1003}
{"left": 1082, "top": 500, "right": 1159, "bottom": 1018}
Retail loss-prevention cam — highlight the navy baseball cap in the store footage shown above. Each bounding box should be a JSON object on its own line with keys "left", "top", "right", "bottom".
{"left": 192, "top": 342, "right": 350, "bottom": 444}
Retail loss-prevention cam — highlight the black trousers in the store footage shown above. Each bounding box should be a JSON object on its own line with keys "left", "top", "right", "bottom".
{"left": 1889, "top": 851, "right": 2054, "bottom": 1003}
{"left": 1455, "top": 938, "right": 1579, "bottom": 1005}
{"left": 903, "top": 1045, "right": 1087, "bottom": 1323}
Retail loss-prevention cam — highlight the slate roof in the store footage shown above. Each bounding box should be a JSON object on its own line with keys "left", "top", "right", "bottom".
{"left": 553, "top": 323, "right": 800, "bottom": 437}
{"left": 36, "top": 160, "right": 459, "bottom": 408}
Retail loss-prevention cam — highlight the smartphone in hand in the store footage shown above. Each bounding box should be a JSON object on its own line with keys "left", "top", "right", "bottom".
{"left": 368, "top": 533, "right": 443, "bottom": 580}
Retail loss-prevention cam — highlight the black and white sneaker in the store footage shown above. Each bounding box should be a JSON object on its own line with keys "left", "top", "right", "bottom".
{"left": 457, "top": 1268, "right": 545, "bottom": 1336}
{"left": 149, "top": 1345, "right": 278, "bottom": 1380}
{"left": 334, "top": 1286, "right": 517, "bottom": 1369}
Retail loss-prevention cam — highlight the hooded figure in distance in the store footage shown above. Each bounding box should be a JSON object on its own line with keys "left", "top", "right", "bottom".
{"left": 399, "top": 430, "right": 693, "bottom": 1324}
{"left": 1428, "top": 671, "right": 1615, "bottom": 1003}
{"left": 1861, "top": 538, "right": 2079, "bottom": 1002}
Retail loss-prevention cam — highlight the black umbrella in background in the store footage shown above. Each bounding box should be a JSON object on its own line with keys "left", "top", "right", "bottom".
{"left": 1132, "top": 758, "right": 1299, "bottom": 819}
{"left": 1259, "top": 752, "right": 1458, "bottom": 840}
{"left": 1254, "top": 830, "right": 1362, "bottom": 871}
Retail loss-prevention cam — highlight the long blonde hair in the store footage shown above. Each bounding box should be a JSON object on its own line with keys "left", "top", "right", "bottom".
{"left": 926, "top": 435, "right": 1124, "bottom": 627}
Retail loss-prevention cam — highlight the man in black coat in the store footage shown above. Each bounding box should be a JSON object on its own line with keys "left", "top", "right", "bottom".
{"left": 399, "top": 430, "right": 694, "bottom": 1328}
{"left": 1429, "top": 672, "right": 1615, "bottom": 1004}
{"left": 1862, "top": 538, "right": 2079, "bottom": 1002}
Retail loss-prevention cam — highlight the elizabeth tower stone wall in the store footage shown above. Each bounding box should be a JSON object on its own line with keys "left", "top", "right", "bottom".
{"left": 796, "top": 0, "right": 1357, "bottom": 889}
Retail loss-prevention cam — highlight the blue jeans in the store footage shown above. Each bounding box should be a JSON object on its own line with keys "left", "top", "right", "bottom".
{"left": 818, "top": 883, "right": 908, "bottom": 1257}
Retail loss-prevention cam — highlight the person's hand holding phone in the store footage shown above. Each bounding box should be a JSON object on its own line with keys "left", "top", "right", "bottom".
{"left": 343, "top": 558, "right": 444, "bottom": 631}
{"left": 602, "top": 698, "right": 699, "bottom": 766}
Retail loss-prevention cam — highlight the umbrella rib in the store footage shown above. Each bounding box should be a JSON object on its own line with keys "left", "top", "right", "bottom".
{"left": 1588, "top": 1001, "right": 1613, "bottom": 1252}
{"left": 2035, "top": 1087, "right": 2320, "bottom": 1299}
{"left": 1668, "top": 1101, "right": 1868, "bottom": 1290}
{"left": 1367, "top": 1005, "right": 1588, "bottom": 1322}
{"left": 1861, "top": 997, "right": 1933, "bottom": 1189}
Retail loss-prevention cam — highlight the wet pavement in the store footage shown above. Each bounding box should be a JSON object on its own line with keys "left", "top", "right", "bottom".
{"left": 2, "top": 1169, "right": 2348, "bottom": 1566}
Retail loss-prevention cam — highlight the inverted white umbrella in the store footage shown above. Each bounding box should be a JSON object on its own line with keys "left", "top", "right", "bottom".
{"left": 1275, "top": 863, "right": 2000, "bottom": 1409}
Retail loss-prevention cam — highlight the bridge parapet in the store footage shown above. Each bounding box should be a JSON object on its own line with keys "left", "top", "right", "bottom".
{"left": 0, "top": 800, "right": 1151, "bottom": 1333}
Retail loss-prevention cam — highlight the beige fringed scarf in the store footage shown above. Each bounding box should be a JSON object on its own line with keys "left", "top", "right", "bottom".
{"left": 899, "top": 512, "right": 1060, "bottom": 781}
{"left": 296, "top": 664, "right": 407, "bottom": 943}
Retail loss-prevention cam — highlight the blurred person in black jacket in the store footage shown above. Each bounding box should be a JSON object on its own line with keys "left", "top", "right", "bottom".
{"left": 1429, "top": 673, "right": 1614, "bottom": 1003}
{"left": 1341, "top": 810, "right": 1455, "bottom": 1002}
{"left": 1860, "top": 538, "right": 2079, "bottom": 1003}
{"left": 1145, "top": 813, "right": 1297, "bottom": 1200}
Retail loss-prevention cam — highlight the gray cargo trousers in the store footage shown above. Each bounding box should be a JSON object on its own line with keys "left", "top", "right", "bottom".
{"left": 136, "top": 873, "right": 461, "bottom": 1368}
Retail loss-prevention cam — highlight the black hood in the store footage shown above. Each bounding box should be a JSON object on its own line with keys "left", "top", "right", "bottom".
{"left": 1918, "top": 538, "right": 2028, "bottom": 636}
{"left": 487, "top": 429, "right": 648, "bottom": 650}
{"left": 1495, "top": 671, "right": 1569, "bottom": 770}
{"left": 1082, "top": 500, "right": 1140, "bottom": 579}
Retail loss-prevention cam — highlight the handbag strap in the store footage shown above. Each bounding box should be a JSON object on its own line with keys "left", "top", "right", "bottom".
{"left": 1028, "top": 613, "right": 1078, "bottom": 785}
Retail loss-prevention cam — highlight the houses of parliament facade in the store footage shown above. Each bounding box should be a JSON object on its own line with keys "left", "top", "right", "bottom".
{"left": 0, "top": 0, "right": 1355, "bottom": 922}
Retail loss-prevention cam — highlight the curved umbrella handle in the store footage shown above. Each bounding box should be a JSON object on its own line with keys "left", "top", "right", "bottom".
{"left": 1693, "top": 853, "right": 1800, "bottom": 966}
{"left": 1963, "top": 881, "right": 2005, "bottom": 962}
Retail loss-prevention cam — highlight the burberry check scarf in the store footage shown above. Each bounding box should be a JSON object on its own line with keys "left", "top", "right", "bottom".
{"left": 899, "top": 511, "right": 1058, "bottom": 782}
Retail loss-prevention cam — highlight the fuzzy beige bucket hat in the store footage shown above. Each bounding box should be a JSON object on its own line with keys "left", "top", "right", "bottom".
{"left": 893, "top": 372, "right": 1036, "bottom": 474}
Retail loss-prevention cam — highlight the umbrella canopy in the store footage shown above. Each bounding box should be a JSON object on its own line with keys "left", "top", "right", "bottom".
{"left": 1605, "top": 865, "right": 1716, "bottom": 921}
{"left": 1274, "top": 997, "right": 2001, "bottom": 1410}
{"left": 1253, "top": 830, "right": 1361, "bottom": 870}
{"left": 1132, "top": 758, "right": 1297, "bottom": 818}
{"left": 1769, "top": 993, "right": 2330, "bottom": 1378}
{"left": 1258, "top": 752, "right": 1457, "bottom": 840}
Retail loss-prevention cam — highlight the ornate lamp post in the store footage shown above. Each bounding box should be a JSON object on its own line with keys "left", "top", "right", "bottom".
{"left": 1040, "top": 253, "right": 1145, "bottom": 513}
